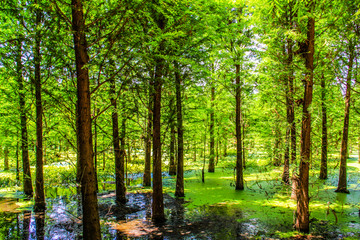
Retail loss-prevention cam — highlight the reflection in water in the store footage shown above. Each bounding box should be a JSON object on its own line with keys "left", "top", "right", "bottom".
{"left": 35, "top": 211, "right": 45, "bottom": 240}
{"left": 22, "top": 210, "right": 31, "bottom": 240}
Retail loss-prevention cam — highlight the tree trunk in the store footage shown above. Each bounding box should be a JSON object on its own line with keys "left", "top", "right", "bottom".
{"left": 120, "top": 117, "right": 127, "bottom": 194}
{"left": 34, "top": 4, "right": 45, "bottom": 211}
{"left": 152, "top": 43, "right": 165, "bottom": 223}
{"left": 335, "top": 44, "right": 354, "bottom": 194}
{"left": 273, "top": 116, "right": 282, "bottom": 166}
{"left": 71, "top": 0, "right": 101, "bottom": 238}
{"left": 143, "top": 80, "right": 152, "bottom": 186}
{"left": 282, "top": 128, "right": 290, "bottom": 184}
{"left": 16, "top": 38, "right": 33, "bottom": 196}
{"left": 319, "top": 74, "right": 328, "bottom": 180}
{"left": 208, "top": 86, "right": 215, "bottom": 172}
{"left": 175, "top": 62, "right": 184, "bottom": 197}
{"left": 295, "top": 3, "right": 315, "bottom": 233}
{"left": 169, "top": 96, "right": 176, "bottom": 175}
{"left": 110, "top": 77, "right": 126, "bottom": 204}
{"left": 93, "top": 111, "right": 98, "bottom": 192}
{"left": 235, "top": 64, "right": 244, "bottom": 190}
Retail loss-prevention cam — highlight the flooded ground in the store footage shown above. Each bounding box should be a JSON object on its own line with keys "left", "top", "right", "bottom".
{"left": 1, "top": 157, "right": 359, "bottom": 239}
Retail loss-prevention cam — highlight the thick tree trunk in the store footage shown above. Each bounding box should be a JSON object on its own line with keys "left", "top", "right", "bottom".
{"left": 16, "top": 38, "right": 33, "bottom": 196}
{"left": 319, "top": 74, "right": 328, "bottom": 180}
{"left": 110, "top": 77, "right": 126, "bottom": 204}
{"left": 235, "top": 64, "right": 244, "bottom": 190}
{"left": 143, "top": 81, "right": 152, "bottom": 186}
{"left": 34, "top": 5, "right": 45, "bottom": 211}
{"left": 175, "top": 62, "right": 184, "bottom": 197}
{"left": 295, "top": 4, "right": 315, "bottom": 233}
{"left": 208, "top": 86, "right": 215, "bottom": 172}
{"left": 335, "top": 45, "right": 354, "bottom": 194}
{"left": 169, "top": 97, "right": 176, "bottom": 175}
{"left": 71, "top": 0, "right": 101, "bottom": 238}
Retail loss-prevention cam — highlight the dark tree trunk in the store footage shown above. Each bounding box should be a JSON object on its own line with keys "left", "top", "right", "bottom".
{"left": 235, "top": 64, "right": 244, "bottom": 190}
{"left": 143, "top": 80, "right": 152, "bottom": 186}
{"left": 16, "top": 38, "right": 33, "bottom": 196}
{"left": 282, "top": 128, "right": 290, "bottom": 184}
{"left": 241, "top": 111, "right": 246, "bottom": 169}
{"left": 208, "top": 86, "right": 215, "bottom": 172}
{"left": 110, "top": 77, "right": 126, "bottom": 204}
{"left": 273, "top": 116, "right": 282, "bottom": 166}
{"left": 335, "top": 44, "right": 354, "bottom": 194}
{"left": 319, "top": 74, "right": 328, "bottom": 180}
{"left": 35, "top": 211, "right": 45, "bottom": 240}
{"left": 120, "top": 117, "right": 127, "bottom": 194}
{"left": 93, "top": 112, "right": 98, "bottom": 192}
{"left": 71, "top": 0, "right": 101, "bottom": 238}
{"left": 169, "top": 96, "right": 176, "bottom": 175}
{"left": 34, "top": 5, "right": 45, "bottom": 211}
{"left": 152, "top": 47, "right": 165, "bottom": 223}
{"left": 175, "top": 62, "right": 184, "bottom": 197}
{"left": 295, "top": 3, "right": 315, "bottom": 233}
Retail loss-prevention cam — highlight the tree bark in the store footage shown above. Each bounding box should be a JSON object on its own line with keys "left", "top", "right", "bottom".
{"left": 175, "top": 62, "right": 184, "bottom": 197}
{"left": 235, "top": 64, "right": 244, "bottom": 190}
{"left": 71, "top": 0, "right": 101, "bottom": 238}
{"left": 169, "top": 96, "right": 176, "bottom": 175}
{"left": 16, "top": 38, "right": 33, "bottom": 196}
{"left": 34, "top": 4, "right": 45, "bottom": 211}
{"left": 143, "top": 80, "right": 152, "bottom": 186}
{"left": 110, "top": 77, "right": 126, "bottom": 204}
{"left": 208, "top": 86, "right": 215, "bottom": 172}
{"left": 319, "top": 74, "right": 328, "bottom": 180}
{"left": 335, "top": 44, "right": 354, "bottom": 194}
{"left": 295, "top": 2, "right": 315, "bottom": 232}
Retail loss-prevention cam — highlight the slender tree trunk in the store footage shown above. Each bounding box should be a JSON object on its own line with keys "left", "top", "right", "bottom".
{"left": 319, "top": 74, "right": 328, "bottom": 179}
{"left": 16, "top": 139, "right": 19, "bottom": 181}
{"left": 34, "top": 5, "right": 45, "bottom": 211}
{"left": 110, "top": 77, "right": 126, "bottom": 204}
{"left": 93, "top": 111, "right": 98, "bottom": 192}
{"left": 235, "top": 64, "right": 244, "bottom": 190}
{"left": 71, "top": 0, "right": 101, "bottom": 238}
{"left": 169, "top": 97, "right": 176, "bottom": 175}
{"left": 282, "top": 128, "right": 290, "bottom": 184}
{"left": 175, "top": 62, "right": 184, "bottom": 197}
{"left": 16, "top": 38, "right": 33, "bottom": 196}
{"left": 120, "top": 117, "right": 127, "bottom": 191}
{"left": 295, "top": 3, "right": 315, "bottom": 232}
{"left": 152, "top": 44, "right": 165, "bottom": 223}
{"left": 273, "top": 116, "right": 282, "bottom": 166}
{"left": 335, "top": 44, "right": 354, "bottom": 194}
{"left": 144, "top": 80, "right": 152, "bottom": 186}
{"left": 208, "top": 86, "right": 215, "bottom": 172}
{"left": 241, "top": 111, "right": 246, "bottom": 169}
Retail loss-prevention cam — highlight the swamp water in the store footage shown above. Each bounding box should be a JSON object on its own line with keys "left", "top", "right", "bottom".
{"left": 1, "top": 160, "right": 360, "bottom": 239}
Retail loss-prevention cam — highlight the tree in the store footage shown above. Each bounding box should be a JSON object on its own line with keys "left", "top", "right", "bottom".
{"left": 71, "top": 0, "right": 101, "bottom": 238}
{"left": 16, "top": 38, "right": 33, "bottom": 197}
{"left": 34, "top": 0, "right": 45, "bottom": 211}
{"left": 175, "top": 61, "right": 184, "bottom": 197}
{"left": 295, "top": 0, "right": 315, "bottom": 233}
